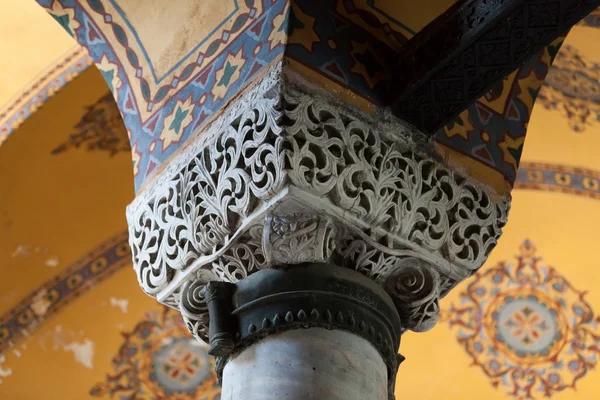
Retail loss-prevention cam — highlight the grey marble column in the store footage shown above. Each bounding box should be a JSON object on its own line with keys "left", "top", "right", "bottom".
{"left": 221, "top": 327, "right": 388, "bottom": 400}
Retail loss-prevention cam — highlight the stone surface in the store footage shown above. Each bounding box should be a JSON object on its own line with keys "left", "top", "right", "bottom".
{"left": 221, "top": 328, "right": 387, "bottom": 400}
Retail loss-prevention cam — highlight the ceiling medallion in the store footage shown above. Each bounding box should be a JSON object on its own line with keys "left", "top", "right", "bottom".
{"left": 444, "top": 240, "right": 600, "bottom": 399}
{"left": 90, "top": 308, "right": 221, "bottom": 400}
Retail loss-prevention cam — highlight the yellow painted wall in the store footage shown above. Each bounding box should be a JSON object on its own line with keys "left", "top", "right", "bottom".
{"left": 0, "top": 67, "right": 133, "bottom": 315}
{"left": 0, "top": 0, "right": 76, "bottom": 107}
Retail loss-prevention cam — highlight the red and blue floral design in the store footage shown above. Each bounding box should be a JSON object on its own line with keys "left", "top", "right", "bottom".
{"left": 445, "top": 240, "right": 600, "bottom": 399}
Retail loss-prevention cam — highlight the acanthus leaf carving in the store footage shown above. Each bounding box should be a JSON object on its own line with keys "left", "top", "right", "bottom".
{"left": 128, "top": 92, "right": 286, "bottom": 295}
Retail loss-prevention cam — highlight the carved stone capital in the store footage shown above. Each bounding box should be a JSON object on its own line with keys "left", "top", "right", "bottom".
{"left": 126, "top": 63, "right": 509, "bottom": 343}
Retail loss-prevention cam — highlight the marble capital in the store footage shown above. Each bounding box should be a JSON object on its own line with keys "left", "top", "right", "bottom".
{"left": 126, "top": 62, "right": 510, "bottom": 339}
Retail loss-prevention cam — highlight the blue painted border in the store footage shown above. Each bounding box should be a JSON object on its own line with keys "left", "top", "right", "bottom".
{"left": 0, "top": 231, "right": 130, "bottom": 354}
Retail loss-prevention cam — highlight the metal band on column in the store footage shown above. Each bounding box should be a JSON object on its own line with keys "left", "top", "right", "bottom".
{"left": 181, "top": 264, "right": 403, "bottom": 398}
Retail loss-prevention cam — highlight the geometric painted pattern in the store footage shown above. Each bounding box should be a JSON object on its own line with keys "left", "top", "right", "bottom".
{"left": 0, "top": 231, "right": 130, "bottom": 355}
{"left": 37, "top": 0, "right": 285, "bottom": 190}
{"left": 90, "top": 308, "right": 220, "bottom": 400}
{"left": 434, "top": 38, "right": 564, "bottom": 188}
{"left": 444, "top": 240, "right": 600, "bottom": 399}
{"left": 516, "top": 162, "right": 600, "bottom": 201}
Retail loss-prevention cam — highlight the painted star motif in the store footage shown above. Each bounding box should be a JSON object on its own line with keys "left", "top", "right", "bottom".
{"left": 160, "top": 97, "right": 194, "bottom": 151}
{"left": 48, "top": 1, "right": 80, "bottom": 37}
{"left": 212, "top": 49, "right": 246, "bottom": 101}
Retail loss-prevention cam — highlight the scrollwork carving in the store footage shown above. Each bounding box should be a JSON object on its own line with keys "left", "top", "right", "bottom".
{"left": 282, "top": 90, "right": 508, "bottom": 279}
{"left": 384, "top": 258, "right": 440, "bottom": 333}
{"left": 179, "top": 278, "right": 211, "bottom": 342}
{"left": 127, "top": 69, "right": 509, "bottom": 339}
{"left": 128, "top": 93, "right": 286, "bottom": 295}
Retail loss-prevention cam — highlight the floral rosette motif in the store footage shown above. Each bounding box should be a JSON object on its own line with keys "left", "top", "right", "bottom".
{"left": 445, "top": 240, "right": 600, "bottom": 399}
{"left": 91, "top": 308, "right": 221, "bottom": 400}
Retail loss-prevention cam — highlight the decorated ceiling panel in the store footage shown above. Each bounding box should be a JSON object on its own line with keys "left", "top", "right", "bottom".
{"left": 1, "top": 3, "right": 600, "bottom": 400}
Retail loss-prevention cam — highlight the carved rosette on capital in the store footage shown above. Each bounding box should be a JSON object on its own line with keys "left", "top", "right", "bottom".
{"left": 126, "top": 64, "right": 510, "bottom": 398}
{"left": 263, "top": 214, "right": 337, "bottom": 267}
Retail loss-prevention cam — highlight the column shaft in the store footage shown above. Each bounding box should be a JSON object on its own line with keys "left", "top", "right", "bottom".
{"left": 222, "top": 328, "right": 388, "bottom": 400}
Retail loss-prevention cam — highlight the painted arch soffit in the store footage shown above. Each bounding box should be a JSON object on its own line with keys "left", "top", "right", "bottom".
{"left": 34, "top": 0, "right": 461, "bottom": 192}
{"left": 0, "top": 46, "right": 91, "bottom": 146}
{"left": 36, "top": 0, "right": 276, "bottom": 191}
{"left": 31, "top": 1, "right": 600, "bottom": 196}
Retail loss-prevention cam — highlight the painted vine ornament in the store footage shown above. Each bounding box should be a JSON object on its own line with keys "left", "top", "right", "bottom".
{"left": 90, "top": 308, "right": 221, "bottom": 400}
{"left": 52, "top": 92, "right": 129, "bottom": 157}
{"left": 538, "top": 44, "right": 600, "bottom": 133}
